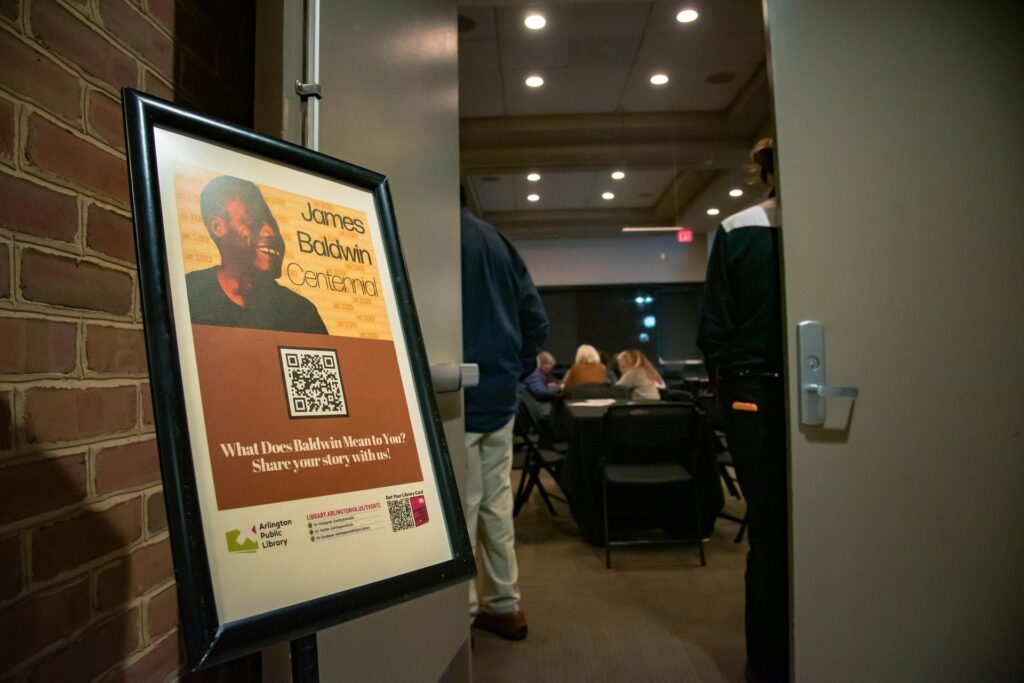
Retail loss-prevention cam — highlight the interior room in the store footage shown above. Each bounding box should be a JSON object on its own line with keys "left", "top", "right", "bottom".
{"left": 2, "top": 0, "right": 1020, "bottom": 680}
{"left": 456, "top": 2, "right": 770, "bottom": 680}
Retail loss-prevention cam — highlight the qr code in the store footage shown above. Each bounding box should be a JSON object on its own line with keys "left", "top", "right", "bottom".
{"left": 388, "top": 498, "right": 414, "bottom": 532}
{"left": 278, "top": 347, "right": 348, "bottom": 419}
{"left": 388, "top": 495, "right": 428, "bottom": 532}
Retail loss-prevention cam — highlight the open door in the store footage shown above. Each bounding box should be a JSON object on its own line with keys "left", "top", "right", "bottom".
{"left": 256, "top": 1, "right": 469, "bottom": 681}
{"left": 768, "top": 1, "right": 1024, "bottom": 680}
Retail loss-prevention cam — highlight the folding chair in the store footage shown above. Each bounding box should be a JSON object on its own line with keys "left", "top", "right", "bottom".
{"left": 601, "top": 402, "right": 706, "bottom": 568}
{"left": 512, "top": 395, "right": 566, "bottom": 516}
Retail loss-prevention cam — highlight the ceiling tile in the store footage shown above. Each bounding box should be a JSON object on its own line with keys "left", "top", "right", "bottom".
{"left": 459, "top": 71, "right": 506, "bottom": 118}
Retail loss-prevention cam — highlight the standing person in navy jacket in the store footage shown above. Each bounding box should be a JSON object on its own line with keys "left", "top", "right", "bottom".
{"left": 698, "top": 138, "right": 788, "bottom": 683}
{"left": 461, "top": 190, "right": 548, "bottom": 641}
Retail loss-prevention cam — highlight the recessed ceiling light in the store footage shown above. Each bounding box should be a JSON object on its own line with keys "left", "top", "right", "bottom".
{"left": 524, "top": 14, "right": 546, "bottom": 30}
{"left": 729, "top": 188, "right": 743, "bottom": 197}
{"left": 707, "top": 208, "right": 720, "bottom": 216}
{"left": 676, "top": 9, "right": 699, "bottom": 23}
{"left": 650, "top": 73, "right": 669, "bottom": 86}
{"left": 527, "top": 193, "right": 540, "bottom": 202}
{"left": 611, "top": 170, "right": 625, "bottom": 180}
{"left": 602, "top": 192, "right": 615, "bottom": 200}
{"left": 527, "top": 172, "right": 541, "bottom": 182}
{"left": 525, "top": 75, "right": 544, "bottom": 88}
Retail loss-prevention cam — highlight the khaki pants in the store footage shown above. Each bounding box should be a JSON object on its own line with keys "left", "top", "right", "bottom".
{"left": 463, "top": 418, "right": 520, "bottom": 617}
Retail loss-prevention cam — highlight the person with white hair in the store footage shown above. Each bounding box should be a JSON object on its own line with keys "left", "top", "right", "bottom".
{"left": 560, "top": 344, "right": 610, "bottom": 392}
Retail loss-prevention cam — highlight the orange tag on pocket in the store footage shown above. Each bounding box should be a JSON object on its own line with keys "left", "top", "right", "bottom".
{"left": 731, "top": 401, "right": 759, "bottom": 412}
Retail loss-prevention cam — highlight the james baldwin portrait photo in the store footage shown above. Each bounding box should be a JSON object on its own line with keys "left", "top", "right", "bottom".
{"left": 185, "top": 175, "right": 329, "bottom": 335}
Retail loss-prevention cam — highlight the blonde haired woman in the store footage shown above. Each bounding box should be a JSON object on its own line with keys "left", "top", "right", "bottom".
{"left": 561, "top": 344, "right": 610, "bottom": 391}
{"left": 614, "top": 349, "right": 666, "bottom": 400}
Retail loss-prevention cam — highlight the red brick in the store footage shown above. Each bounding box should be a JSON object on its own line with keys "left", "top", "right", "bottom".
{"left": 0, "top": 453, "right": 87, "bottom": 525}
{"left": 94, "top": 438, "right": 159, "bottom": 494}
{"left": 31, "top": 0, "right": 138, "bottom": 91}
{"left": 0, "top": 96, "right": 13, "bottom": 164}
{"left": 0, "top": 533, "right": 22, "bottom": 601}
{"left": 0, "top": 579, "right": 91, "bottom": 672}
{"left": 145, "top": 582, "right": 177, "bottom": 639}
{"left": 0, "top": 29, "right": 82, "bottom": 124}
{"left": 20, "top": 249, "right": 133, "bottom": 315}
{"left": 23, "top": 384, "right": 138, "bottom": 445}
{"left": 95, "top": 538, "right": 172, "bottom": 611}
{"left": 0, "top": 172, "right": 78, "bottom": 242}
{"left": 28, "top": 607, "right": 140, "bottom": 682}
{"left": 0, "top": 0, "right": 19, "bottom": 21}
{"left": 140, "top": 382, "right": 153, "bottom": 427}
{"left": 32, "top": 498, "right": 143, "bottom": 581}
{"left": 122, "top": 632, "right": 181, "bottom": 683}
{"left": 141, "top": 69, "right": 174, "bottom": 102}
{"left": 86, "top": 89, "right": 125, "bottom": 152}
{"left": 25, "top": 114, "right": 129, "bottom": 206}
{"left": 99, "top": 0, "right": 174, "bottom": 78}
{"left": 86, "top": 324, "right": 147, "bottom": 375}
{"left": 146, "top": 0, "right": 174, "bottom": 31}
{"left": 0, "top": 317, "right": 77, "bottom": 374}
{"left": 146, "top": 490, "right": 166, "bottom": 535}
{"left": 0, "top": 241, "right": 10, "bottom": 300}
{"left": 86, "top": 203, "right": 135, "bottom": 262}
{"left": 0, "top": 389, "right": 11, "bottom": 450}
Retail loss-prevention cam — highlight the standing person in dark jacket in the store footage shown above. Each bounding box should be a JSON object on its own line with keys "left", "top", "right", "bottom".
{"left": 461, "top": 191, "right": 548, "bottom": 641}
{"left": 698, "top": 138, "right": 788, "bottom": 683}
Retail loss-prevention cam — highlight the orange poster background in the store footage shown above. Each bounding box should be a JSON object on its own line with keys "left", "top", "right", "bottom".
{"left": 192, "top": 325, "right": 423, "bottom": 510}
{"left": 173, "top": 168, "right": 391, "bottom": 341}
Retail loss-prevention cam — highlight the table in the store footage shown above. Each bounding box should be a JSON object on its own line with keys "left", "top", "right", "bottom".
{"left": 557, "top": 400, "right": 724, "bottom": 546}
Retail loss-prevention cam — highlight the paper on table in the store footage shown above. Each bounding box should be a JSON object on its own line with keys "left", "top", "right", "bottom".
{"left": 566, "top": 398, "right": 617, "bottom": 407}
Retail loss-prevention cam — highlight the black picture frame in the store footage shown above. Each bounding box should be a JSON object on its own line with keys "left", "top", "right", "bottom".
{"left": 121, "top": 89, "right": 474, "bottom": 669}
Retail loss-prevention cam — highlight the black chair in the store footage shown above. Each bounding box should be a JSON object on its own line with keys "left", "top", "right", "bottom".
{"left": 601, "top": 402, "right": 706, "bottom": 568}
{"left": 563, "top": 383, "right": 630, "bottom": 401}
{"left": 512, "top": 395, "right": 566, "bottom": 516}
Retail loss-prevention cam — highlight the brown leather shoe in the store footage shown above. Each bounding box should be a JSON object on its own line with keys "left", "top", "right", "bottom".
{"left": 472, "top": 610, "right": 528, "bottom": 641}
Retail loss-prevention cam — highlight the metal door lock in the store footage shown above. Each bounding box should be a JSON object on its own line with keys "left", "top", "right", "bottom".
{"left": 798, "top": 321, "right": 859, "bottom": 426}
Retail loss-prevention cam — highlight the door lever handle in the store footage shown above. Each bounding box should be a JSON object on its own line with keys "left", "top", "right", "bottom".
{"left": 798, "top": 321, "right": 859, "bottom": 426}
{"left": 807, "top": 384, "right": 859, "bottom": 399}
{"left": 429, "top": 363, "right": 480, "bottom": 393}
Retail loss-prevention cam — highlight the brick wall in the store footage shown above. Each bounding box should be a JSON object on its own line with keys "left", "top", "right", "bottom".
{"left": 0, "top": 0, "right": 256, "bottom": 680}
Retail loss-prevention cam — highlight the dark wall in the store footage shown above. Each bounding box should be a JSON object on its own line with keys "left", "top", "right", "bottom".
{"left": 539, "top": 283, "right": 705, "bottom": 371}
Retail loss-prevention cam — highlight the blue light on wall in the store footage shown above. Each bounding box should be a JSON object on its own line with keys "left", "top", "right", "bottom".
{"left": 643, "top": 315, "right": 656, "bottom": 329}
{"left": 639, "top": 333, "right": 650, "bottom": 343}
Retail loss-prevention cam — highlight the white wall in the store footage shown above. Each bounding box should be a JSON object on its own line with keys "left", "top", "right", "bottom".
{"left": 514, "top": 233, "right": 708, "bottom": 287}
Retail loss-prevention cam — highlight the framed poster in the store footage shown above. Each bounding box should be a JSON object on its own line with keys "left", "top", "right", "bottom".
{"left": 121, "top": 89, "right": 474, "bottom": 669}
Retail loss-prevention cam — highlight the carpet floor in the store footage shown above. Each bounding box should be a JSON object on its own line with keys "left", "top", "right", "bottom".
{"left": 470, "top": 471, "right": 749, "bottom": 682}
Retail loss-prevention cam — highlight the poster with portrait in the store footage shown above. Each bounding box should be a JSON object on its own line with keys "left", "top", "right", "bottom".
{"left": 122, "top": 90, "right": 473, "bottom": 669}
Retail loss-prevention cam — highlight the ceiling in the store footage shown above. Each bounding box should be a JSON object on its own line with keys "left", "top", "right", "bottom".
{"left": 457, "top": 0, "right": 772, "bottom": 240}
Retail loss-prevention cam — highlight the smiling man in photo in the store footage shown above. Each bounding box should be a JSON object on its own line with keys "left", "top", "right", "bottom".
{"left": 186, "top": 175, "right": 328, "bottom": 334}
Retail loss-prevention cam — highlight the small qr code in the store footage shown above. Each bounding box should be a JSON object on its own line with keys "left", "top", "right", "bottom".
{"left": 278, "top": 347, "right": 348, "bottom": 419}
{"left": 388, "top": 498, "right": 415, "bottom": 532}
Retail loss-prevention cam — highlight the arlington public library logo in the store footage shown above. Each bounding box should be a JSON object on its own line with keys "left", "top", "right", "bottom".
{"left": 226, "top": 526, "right": 259, "bottom": 554}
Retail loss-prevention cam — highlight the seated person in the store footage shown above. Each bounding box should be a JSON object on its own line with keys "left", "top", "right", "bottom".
{"left": 614, "top": 349, "right": 666, "bottom": 401}
{"left": 519, "top": 351, "right": 560, "bottom": 416}
{"left": 561, "top": 344, "right": 610, "bottom": 392}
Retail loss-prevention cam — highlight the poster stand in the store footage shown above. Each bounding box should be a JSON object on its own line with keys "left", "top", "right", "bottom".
{"left": 122, "top": 89, "right": 474, "bottom": 670}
